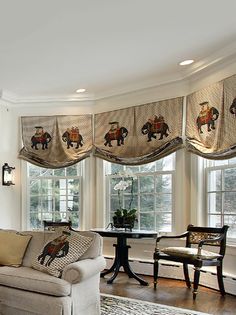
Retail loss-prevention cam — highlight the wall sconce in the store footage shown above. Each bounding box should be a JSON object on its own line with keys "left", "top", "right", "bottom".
{"left": 2, "top": 163, "right": 15, "bottom": 186}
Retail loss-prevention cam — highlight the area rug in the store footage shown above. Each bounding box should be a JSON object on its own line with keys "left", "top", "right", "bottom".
{"left": 100, "top": 294, "right": 211, "bottom": 315}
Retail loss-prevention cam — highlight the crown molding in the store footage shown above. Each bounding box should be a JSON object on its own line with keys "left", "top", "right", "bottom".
{"left": 1, "top": 41, "right": 236, "bottom": 105}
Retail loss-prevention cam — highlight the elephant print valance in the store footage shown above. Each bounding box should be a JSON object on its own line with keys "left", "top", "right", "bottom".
{"left": 18, "top": 115, "right": 93, "bottom": 168}
{"left": 93, "top": 97, "right": 183, "bottom": 165}
{"left": 186, "top": 74, "right": 236, "bottom": 159}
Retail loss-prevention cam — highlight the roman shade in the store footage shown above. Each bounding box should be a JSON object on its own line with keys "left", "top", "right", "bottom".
{"left": 186, "top": 74, "right": 236, "bottom": 159}
{"left": 19, "top": 115, "right": 93, "bottom": 168}
{"left": 94, "top": 97, "right": 184, "bottom": 165}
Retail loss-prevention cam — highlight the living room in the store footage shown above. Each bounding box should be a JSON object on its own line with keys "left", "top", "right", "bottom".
{"left": 0, "top": 1, "right": 236, "bottom": 314}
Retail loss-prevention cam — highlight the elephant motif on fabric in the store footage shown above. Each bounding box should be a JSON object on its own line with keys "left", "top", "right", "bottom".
{"left": 104, "top": 121, "right": 128, "bottom": 147}
{"left": 31, "top": 126, "right": 52, "bottom": 150}
{"left": 229, "top": 98, "right": 236, "bottom": 117}
{"left": 62, "top": 127, "right": 83, "bottom": 149}
{"left": 196, "top": 101, "right": 219, "bottom": 133}
{"left": 141, "top": 115, "right": 169, "bottom": 141}
{"left": 38, "top": 232, "right": 70, "bottom": 267}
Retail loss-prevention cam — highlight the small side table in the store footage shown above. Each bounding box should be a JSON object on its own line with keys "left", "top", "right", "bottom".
{"left": 91, "top": 228, "right": 157, "bottom": 286}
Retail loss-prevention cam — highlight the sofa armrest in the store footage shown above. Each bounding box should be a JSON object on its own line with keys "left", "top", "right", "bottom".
{"left": 61, "top": 256, "right": 106, "bottom": 284}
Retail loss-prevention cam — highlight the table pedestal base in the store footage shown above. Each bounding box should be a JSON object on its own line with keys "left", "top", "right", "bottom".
{"left": 101, "top": 236, "right": 148, "bottom": 286}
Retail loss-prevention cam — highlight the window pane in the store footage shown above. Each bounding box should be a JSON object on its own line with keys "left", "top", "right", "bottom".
{"left": 224, "top": 169, "right": 236, "bottom": 191}
{"left": 30, "top": 196, "right": 40, "bottom": 211}
{"left": 156, "top": 213, "right": 171, "bottom": 232}
{"left": 224, "top": 192, "right": 236, "bottom": 214}
{"left": 28, "top": 165, "right": 41, "bottom": 177}
{"left": 208, "top": 214, "right": 222, "bottom": 228}
{"left": 208, "top": 170, "right": 221, "bottom": 191}
{"left": 228, "top": 157, "right": 236, "bottom": 165}
{"left": 140, "top": 162, "right": 155, "bottom": 172}
{"left": 40, "top": 168, "right": 53, "bottom": 176}
{"left": 30, "top": 213, "right": 42, "bottom": 229}
{"left": 54, "top": 168, "right": 65, "bottom": 176}
{"left": 140, "top": 195, "right": 154, "bottom": 212}
{"left": 208, "top": 193, "right": 221, "bottom": 214}
{"left": 140, "top": 176, "right": 154, "bottom": 193}
{"left": 140, "top": 212, "right": 155, "bottom": 230}
{"left": 156, "top": 194, "right": 172, "bottom": 212}
{"left": 124, "top": 194, "right": 137, "bottom": 210}
{"left": 67, "top": 164, "right": 79, "bottom": 176}
{"left": 156, "top": 175, "right": 172, "bottom": 193}
{"left": 156, "top": 154, "right": 174, "bottom": 171}
{"left": 30, "top": 180, "right": 40, "bottom": 195}
{"left": 110, "top": 195, "right": 120, "bottom": 212}
{"left": 224, "top": 216, "right": 236, "bottom": 238}
{"left": 110, "top": 164, "right": 123, "bottom": 174}
{"left": 41, "top": 196, "right": 53, "bottom": 212}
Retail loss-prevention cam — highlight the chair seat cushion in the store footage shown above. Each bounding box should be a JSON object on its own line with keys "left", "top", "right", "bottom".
{"left": 161, "top": 247, "right": 221, "bottom": 259}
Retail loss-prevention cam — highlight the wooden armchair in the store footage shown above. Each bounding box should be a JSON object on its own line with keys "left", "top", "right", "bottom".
{"left": 153, "top": 224, "right": 229, "bottom": 299}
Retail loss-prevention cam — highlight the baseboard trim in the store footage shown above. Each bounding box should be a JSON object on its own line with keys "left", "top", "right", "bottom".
{"left": 104, "top": 256, "right": 236, "bottom": 296}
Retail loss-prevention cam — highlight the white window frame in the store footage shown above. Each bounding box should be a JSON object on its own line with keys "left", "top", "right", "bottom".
{"left": 22, "top": 161, "right": 84, "bottom": 230}
{"left": 100, "top": 150, "right": 188, "bottom": 234}
{"left": 204, "top": 159, "right": 236, "bottom": 242}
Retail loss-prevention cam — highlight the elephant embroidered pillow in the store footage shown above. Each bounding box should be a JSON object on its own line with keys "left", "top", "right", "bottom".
{"left": 32, "top": 230, "right": 93, "bottom": 277}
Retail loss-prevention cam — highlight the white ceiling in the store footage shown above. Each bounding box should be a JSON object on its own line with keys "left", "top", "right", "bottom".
{"left": 1, "top": 0, "right": 236, "bottom": 102}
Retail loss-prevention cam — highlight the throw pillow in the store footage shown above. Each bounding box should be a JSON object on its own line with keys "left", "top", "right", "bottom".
{"left": 32, "top": 230, "right": 93, "bottom": 277}
{"left": 0, "top": 230, "right": 32, "bottom": 266}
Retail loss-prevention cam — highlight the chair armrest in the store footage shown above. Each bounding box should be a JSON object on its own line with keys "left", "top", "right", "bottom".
{"left": 155, "top": 231, "right": 189, "bottom": 252}
{"left": 61, "top": 256, "right": 106, "bottom": 284}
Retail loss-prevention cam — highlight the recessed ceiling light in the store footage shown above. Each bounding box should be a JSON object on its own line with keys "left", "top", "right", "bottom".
{"left": 179, "top": 59, "right": 194, "bottom": 66}
{"left": 76, "top": 88, "right": 86, "bottom": 93}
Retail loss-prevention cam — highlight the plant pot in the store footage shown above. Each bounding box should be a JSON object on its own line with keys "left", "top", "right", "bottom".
{"left": 112, "top": 216, "right": 135, "bottom": 231}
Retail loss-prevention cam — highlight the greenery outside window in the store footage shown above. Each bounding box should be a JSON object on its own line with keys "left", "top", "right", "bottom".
{"left": 205, "top": 157, "right": 236, "bottom": 239}
{"left": 27, "top": 162, "right": 82, "bottom": 229}
{"left": 104, "top": 153, "right": 175, "bottom": 232}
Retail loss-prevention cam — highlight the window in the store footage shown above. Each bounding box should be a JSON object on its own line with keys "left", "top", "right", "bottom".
{"left": 27, "top": 162, "right": 82, "bottom": 229}
{"left": 104, "top": 153, "right": 175, "bottom": 232}
{"left": 205, "top": 157, "right": 236, "bottom": 239}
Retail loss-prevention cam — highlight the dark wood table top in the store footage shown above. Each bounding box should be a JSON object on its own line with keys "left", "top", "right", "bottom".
{"left": 90, "top": 228, "right": 158, "bottom": 239}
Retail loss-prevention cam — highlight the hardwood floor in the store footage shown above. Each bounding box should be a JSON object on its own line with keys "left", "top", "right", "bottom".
{"left": 100, "top": 272, "right": 236, "bottom": 315}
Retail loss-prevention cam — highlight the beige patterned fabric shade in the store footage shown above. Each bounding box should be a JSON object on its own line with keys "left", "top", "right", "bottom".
{"left": 18, "top": 73, "right": 236, "bottom": 168}
{"left": 94, "top": 97, "right": 183, "bottom": 165}
{"left": 19, "top": 115, "right": 93, "bottom": 168}
{"left": 186, "top": 74, "right": 236, "bottom": 159}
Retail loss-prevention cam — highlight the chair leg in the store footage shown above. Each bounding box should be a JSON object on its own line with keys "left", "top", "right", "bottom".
{"left": 193, "top": 267, "right": 201, "bottom": 300}
{"left": 217, "top": 264, "right": 225, "bottom": 296}
{"left": 183, "top": 263, "right": 191, "bottom": 288}
{"left": 153, "top": 259, "right": 159, "bottom": 289}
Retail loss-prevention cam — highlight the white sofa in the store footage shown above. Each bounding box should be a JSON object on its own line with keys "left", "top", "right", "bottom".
{"left": 0, "top": 230, "right": 106, "bottom": 315}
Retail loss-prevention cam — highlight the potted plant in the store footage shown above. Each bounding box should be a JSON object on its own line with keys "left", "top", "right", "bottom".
{"left": 112, "top": 169, "right": 137, "bottom": 231}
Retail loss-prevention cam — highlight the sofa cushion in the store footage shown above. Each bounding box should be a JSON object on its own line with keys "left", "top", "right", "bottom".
{"left": 0, "top": 231, "right": 32, "bottom": 267}
{"left": 0, "top": 266, "right": 71, "bottom": 297}
{"left": 32, "top": 230, "right": 93, "bottom": 277}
